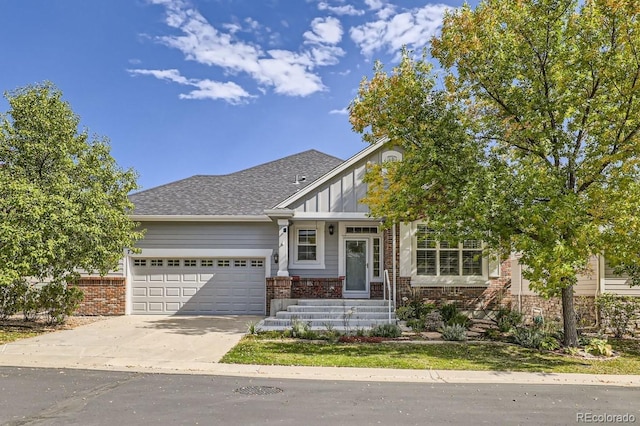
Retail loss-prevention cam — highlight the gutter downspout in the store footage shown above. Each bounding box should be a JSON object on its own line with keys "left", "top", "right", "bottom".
{"left": 518, "top": 258, "right": 522, "bottom": 313}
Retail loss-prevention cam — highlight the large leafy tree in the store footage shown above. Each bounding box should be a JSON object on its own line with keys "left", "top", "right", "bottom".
{"left": 0, "top": 82, "right": 142, "bottom": 287}
{"left": 350, "top": 0, "right": 640, "bottom": 346}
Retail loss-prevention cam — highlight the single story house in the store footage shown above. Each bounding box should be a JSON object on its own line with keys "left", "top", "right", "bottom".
{"left": 75, "top": 141, "right": 640, "bottom": 322}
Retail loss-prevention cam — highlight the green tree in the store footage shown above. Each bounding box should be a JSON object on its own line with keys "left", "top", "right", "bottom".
{"left": 0, "top": 82, "right": 142, "bottom": 290}
{"left": 350, "top": 0, "right": 640, "bottom": 347}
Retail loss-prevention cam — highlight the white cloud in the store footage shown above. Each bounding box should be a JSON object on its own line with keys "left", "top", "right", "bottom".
{"left": 317, "top": 2, "right": 364, "bottom": 16}
{"left": 303, "top": 17, "right": 343, "bottom": 45}
{"left": 329, "top": 107, "right": 348, "bottom": 115}
{"left": 127, "top": 68, "right": 254, "bottom": 104}
{"left": 364, "top": 0, "right": 385, "bottom": 10}
{"left": 350, "top": 3, "right": 449, "bottom": 57}
{"left": 135, "top": 0, "right": 348, "bottom": 101}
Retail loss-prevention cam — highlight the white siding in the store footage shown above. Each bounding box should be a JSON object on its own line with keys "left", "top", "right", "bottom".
{"left": 290, "top": 150, "right": 387, "bottom": 214}
{"left": 511, "top": 256, "right": 599, "bottom": 296}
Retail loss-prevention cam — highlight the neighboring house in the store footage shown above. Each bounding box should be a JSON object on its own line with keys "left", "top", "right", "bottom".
{"left": 75, "top": 141, "right": 639, "bottom": 319}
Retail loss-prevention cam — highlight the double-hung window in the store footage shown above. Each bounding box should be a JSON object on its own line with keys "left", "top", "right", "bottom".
{"left": 290, "top": 223, "right": 325, "bottom": 269}
{"left": 416, "top": 225, "right": 483, "bottom": 277}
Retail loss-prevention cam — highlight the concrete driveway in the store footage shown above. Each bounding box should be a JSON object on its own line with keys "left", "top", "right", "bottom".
{"left": 0, "top": 315, "right": 258, "bottom": 373}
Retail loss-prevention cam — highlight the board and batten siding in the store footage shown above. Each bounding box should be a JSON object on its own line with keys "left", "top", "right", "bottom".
{"left": 290, "top": 152, "right": 384, "bottom": 213}
{"left": 289, "top": 226, "right": 340, "bottom": 278}
{"left": 511, "top": 256, "right": 599, "bottom": 296}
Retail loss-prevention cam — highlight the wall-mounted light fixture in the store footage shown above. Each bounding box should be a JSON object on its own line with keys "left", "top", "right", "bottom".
{"left": 328, "top": 224, "right": 334, "bottom": 235}
{"left": 274, "top": 252, "right": 279, "bottom": 264}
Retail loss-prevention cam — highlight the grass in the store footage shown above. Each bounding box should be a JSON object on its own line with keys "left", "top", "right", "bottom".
{"left": 0, "top": 327, "right": 42, "bottom": 344}
{"left": 220, "top": 336, "right": 640, "bottom": 375}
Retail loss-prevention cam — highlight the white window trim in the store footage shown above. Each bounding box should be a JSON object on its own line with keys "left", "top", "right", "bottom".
{"left": 404, "top": 222, "right": 489, "bottom": 287}
{"left": 337, "top": 222, "right": 383, "bottom": 281}
{"left": 290, "top": 222, "right": 325, "bottom": 269}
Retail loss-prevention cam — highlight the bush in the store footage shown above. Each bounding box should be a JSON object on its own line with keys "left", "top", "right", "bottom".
{"left": 370, "top": 323, "right": 402, "bottom": 338}
{"left": 18, "top": 283, "right": 41, "bottom": 322}
{"left": 440, "top": 324, "right": 467, "bottom": 341}
{"left": 0, "top": 282, "right": 23, "bottom": 320}
{"left": 439, "top": 303, "right": 459, "bottom": 323}
{"left": 512, "top": 326, "right": 544, "bottom": 349}
{"left": 585, "top": 338, "right": 614, "bottom": 357}
{"left": 495, "top": 307, "right": 523, "bottom": 332}
{"left": 447, "top": 313, "right": 470, "bottom": 328}
{"left": 540, "top": 335, "right": 561, "bottom": 351}
{"left": 596, "top": 293, "right": 640, "bottom": 338}
{"left": 288, "top": 319, "right": 318, "bottom": 339}
{"left": 406, "top": 318, "right": 426, "bottom": 332}
{"left": 424, "top": 311, "right": 444, "bottom": 331}
{"left": 39, "top": 283, "right": 84, "bottom": 325}
{"left": 396, "top": 302, "right": 435, "bottom": 321}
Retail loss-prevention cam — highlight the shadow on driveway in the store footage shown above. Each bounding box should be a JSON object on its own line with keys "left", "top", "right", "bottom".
{"left": 141, "top": 315, "right": 264, "bottom": 336}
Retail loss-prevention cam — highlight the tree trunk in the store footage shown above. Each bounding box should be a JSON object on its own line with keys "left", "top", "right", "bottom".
{"left": 561, "top": 285, "right": 578, "bottom": 347}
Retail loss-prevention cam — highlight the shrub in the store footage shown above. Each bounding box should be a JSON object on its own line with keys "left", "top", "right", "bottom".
{"left": 39, "top": 283, "right": 84, "bottom": 325}
{"left": 585, "top": 338, "right": 614, "bottom": 357}
{"left": 440, "top": 324, "right": 467, "bottom": 341}
{"left": 0, "top": 282, "right": 23, "bottom": 320}
{"left": 540, "top": 335, "right": 560, "bottom": 351}
{"left": 406, "top": 318, "right": 426, "bottom": 332}
{"left": 370, "top": 323, "right": 402, "bottom": 338}
{"left": 424, "top": 311, "right": 444, "bottom": 332}
{"left": 439, "top": 303, "right": 459, "bottom": 323}
{"left": 396, "top": 302, "right": 435, "bottom": 321}
{"left": 596, "top": 293, "right": 640, "bottom": 338}
{"left": 19, "top": 283, "right": 41, "bottom": 322}
{"left": 447, "top": 313, "right": 470, "bottom": 328}
{"left": 512, "top": 326, "right": 544, "bottom": 349}
{"left": 289, "top": 319, "right": 316, "bottom": 339}
{"left": 495, "top": 307, "right": 523, "bottom": 332}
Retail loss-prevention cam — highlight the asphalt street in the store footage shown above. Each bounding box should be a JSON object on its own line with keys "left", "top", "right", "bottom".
{"left": 1, "top": 367, "right": 638, "bottom": 426}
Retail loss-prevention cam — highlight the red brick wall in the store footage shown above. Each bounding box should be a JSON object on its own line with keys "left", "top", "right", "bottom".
{"left": 291, "top": 277, "right": 343, "bottom": 299}
{"left": 370, "top": 282, "right": 384, "bottom": 299}
{"left": 73, "top": 277, "right": 126, "bottom": 316}
{"left": 382, "top": 227, "right": 512, "bottom": 311}
{"left": 266, "top": 277, "right": 293, "bottom": 314}
{"left": 517, "top": 295, "right": 597, "bottom": 327}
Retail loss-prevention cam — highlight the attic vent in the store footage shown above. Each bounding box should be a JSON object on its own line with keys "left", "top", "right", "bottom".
{"left": 293, "top": 174, "right": 307, "bottom": 185}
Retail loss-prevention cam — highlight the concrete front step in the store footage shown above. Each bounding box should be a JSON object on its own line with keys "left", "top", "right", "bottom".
{"left": 259, "top": 299, "right": 397, "bottom": 331}
{"left": 286, "top": 306, "right": 391, "bottom": 313}
{"left": 259, "top": 318, "right": 396, "bottom": 330}
{"left": 297, "top": 299, "right": 391, "bottom": 307}
{"left": 275, "top": 311, "right": 395, "bottom": 320}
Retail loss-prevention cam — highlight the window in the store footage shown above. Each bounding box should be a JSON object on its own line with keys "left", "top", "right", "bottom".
{"left": 234, "top": 260, "right": 247, "bottom": 267}
{"left": 346, "top": 226, "right": 379, "bottom": 234}
{"left": 200, "top": 259, "right": 214, "bottom": 267}
{"left": 373, "top": 238, "right": 381, "bottom": 278}
{"left": 133, "top": 259, "right": 147, "bottom": 267}
{"left": 217, "top": 259, "right": 230, "bottom": 267}
{"left": 290, "top": 223, "right": 325, "bottom": 269}
{"left": 167, "top": 259, "right": 180, "bottom": 267}
{"left": 297, "top": 229, "right": 317, "bottom": 261}
{"left": 184, "top": 259, "right": 197, "bottom": 267}
{"left": 251, "top": 260, "right": 264, "bottom": 268}
{"left": 150, "top": 259, "right": 164, "bottom": 267}
{"left": 416, "top": 226, "right": 482, "bottom": 277}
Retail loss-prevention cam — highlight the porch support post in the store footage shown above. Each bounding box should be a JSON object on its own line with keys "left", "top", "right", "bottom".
{"left": 277, "top": 219, "right": 290, "bottom": 277}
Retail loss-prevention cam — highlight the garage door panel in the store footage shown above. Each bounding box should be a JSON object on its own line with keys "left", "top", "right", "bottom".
{"left": 132, "top": 258, "right": 265, "bottom": 315}
{"left": 165, "top": 287, "right": 181, "bottom": 297}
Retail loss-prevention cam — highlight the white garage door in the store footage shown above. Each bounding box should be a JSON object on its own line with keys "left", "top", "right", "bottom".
{"left": 131, "top": 258, "right": 265, "bottom": 315}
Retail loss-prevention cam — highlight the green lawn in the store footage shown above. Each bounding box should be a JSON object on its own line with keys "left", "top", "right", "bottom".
{"left": 220, "top": 337, "right": 640, "bottom": 375}
{"left": 0, "top": 328, "right": 42, "bottom": 344}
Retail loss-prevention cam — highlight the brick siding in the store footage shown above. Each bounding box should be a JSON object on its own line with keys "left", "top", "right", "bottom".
{"left": 73, "top": 277, "right": 126, "bottom": 316}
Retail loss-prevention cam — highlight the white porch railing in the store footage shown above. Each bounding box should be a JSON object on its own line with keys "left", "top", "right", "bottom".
{"left": 383, "top": 269, "right": 394, "bottom": 323}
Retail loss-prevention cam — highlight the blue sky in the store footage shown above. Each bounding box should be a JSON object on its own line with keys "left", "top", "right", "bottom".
{"left": 1, "top": 0, "right": 470, "bottom": 191}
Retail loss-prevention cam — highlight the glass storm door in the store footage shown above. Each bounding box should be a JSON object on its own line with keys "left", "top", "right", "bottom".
{"left": 344, "top": 240, "right": 369, "bottom": 298}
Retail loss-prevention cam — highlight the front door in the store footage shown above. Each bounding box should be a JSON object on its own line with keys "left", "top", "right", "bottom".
{"left": 344, "top": 239, "right": 369, "bottom": 298}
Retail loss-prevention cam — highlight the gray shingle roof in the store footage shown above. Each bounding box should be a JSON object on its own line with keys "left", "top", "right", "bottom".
{"left": 129, "top": 150, "right": 344, "bottom": 216}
